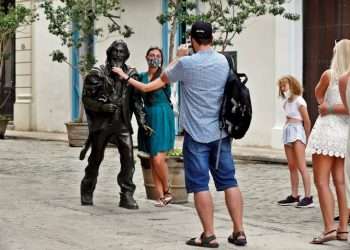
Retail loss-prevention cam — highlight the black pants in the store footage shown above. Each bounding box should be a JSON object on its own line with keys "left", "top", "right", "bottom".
{"left": 82, "top": 122, "right": 136, "bottom": 195}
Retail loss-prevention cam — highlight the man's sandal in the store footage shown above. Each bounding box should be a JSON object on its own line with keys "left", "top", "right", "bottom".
{"left": 186, "top": 233, "right": 219, "bottom": 248}
{"left": 336, "top": 231, "right": 348, "bottom": 241}
{"left": 228, "top": 231, "right": 247, "bottom": 246}
{"left": 310, "top": 229, "right": 337, "bottom": 244}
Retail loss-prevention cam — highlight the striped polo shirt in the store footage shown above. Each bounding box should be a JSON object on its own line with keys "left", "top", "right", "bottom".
{"left": 165, "top": 47, "right": 229, "bottom": 143}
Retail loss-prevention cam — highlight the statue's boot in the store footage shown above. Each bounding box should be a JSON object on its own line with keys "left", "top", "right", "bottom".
{"left": 119, "top": 192, "right": 139, "bottom": 209}
{"left": 80, "top": 177, "right": 97, "bottom": 206}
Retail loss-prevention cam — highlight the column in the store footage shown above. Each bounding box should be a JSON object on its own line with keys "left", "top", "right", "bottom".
{"left": 14, "top": 0, "right": 33, "bottom": 130}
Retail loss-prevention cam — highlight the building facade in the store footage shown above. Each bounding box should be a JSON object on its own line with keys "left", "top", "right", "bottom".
{"left": 10, "top": 0, "right": 349, "bottom": 148}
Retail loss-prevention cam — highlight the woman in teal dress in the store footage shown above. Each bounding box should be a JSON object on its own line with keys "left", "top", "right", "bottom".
{"left": 138, "top": 47, "right": 175, "bottom": 207}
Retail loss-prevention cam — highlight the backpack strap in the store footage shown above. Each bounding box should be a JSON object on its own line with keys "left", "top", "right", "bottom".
{"left": 162, "top": 87, "right": 173, "bottom": 109}
{"left": 216, "top": 55, "right": 233, "bottom": 170}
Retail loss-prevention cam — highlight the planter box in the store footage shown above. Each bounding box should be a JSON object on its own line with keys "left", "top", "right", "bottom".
{"left": 0, "top": 119, "right": 9, "bottom": 139}
{"left": 65, "top": 122, "right": 89, "bottom": 147}
{"left": 137, "top": 153, "right": 188, "bottom": 204}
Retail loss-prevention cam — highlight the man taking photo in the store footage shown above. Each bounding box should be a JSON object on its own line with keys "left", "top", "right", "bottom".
{"left": 112, "top": 21, "right": 247, "bottom": 248}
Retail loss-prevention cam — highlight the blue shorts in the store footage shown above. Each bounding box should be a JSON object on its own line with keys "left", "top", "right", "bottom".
{"left": 183, "top": 132, "right": 238, "bottom": 193}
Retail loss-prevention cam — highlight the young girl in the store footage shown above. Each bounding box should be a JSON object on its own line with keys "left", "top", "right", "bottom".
{"left": 277, "top": 75, "right": 314, "bottom": 208}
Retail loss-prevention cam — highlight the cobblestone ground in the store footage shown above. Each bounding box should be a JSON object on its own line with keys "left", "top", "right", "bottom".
{"left": 0, "top": 138, "right": 349, "bottom": 250}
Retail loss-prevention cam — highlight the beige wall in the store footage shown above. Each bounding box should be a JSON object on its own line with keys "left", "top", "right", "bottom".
{"left": 15, "top": 0, "right": 162, "bottom": 132}
{"left": 31, "top": 7, "right": 71, "bottom": 132}
{"left": 95, "top": 0, "right": 162, "bottom": 72}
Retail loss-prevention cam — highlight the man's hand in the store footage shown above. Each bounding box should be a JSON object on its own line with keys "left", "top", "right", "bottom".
{"left": 112, "top": 67, "right": 128, "bottom": 80}
{"left": 143, "top": 125, "right": 155, "bottom": 136}
{"left": 101, "top": 103, "right": 118, "bottom": 113}
{"left": 176, "top": 44, "right": 190, "bottom": 58}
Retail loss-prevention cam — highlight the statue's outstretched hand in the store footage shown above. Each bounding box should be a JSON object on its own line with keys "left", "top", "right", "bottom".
{"left": 112, "top": 67, "right": 128, "bottom": 81}
{"left": 101, "top": 103, "right": 118, "bottom": 113}
{"left": 143, "top": 125, "right": 155, "bottom": 136}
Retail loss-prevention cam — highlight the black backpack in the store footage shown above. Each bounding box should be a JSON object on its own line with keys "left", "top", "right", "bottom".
{"left": 219, "top": 54, "right": 252, "bottom": 139}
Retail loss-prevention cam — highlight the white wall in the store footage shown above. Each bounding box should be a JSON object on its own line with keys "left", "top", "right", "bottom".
{"left": 228, "top": 15, "right": 277, "bottom": 146}
{"left": 18, "top": 0, "right": 162, "bottom": 133}
{"left": 230, "top": 1, "right": 303, "bottom": 148}
{"left": 31, "top": 7, "right": 71, "bottom": 132}
{"left": 95, "top": 0, "right": 162, "bottom": 72}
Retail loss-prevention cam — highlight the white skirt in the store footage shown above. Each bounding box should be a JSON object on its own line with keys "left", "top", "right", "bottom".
{"left": 307, "top": 114, "right": 349, "bottom": 158}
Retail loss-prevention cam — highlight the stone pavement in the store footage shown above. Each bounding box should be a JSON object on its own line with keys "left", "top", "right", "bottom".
{"left": 0, "top": 134, "right": 348, "bottom": 250}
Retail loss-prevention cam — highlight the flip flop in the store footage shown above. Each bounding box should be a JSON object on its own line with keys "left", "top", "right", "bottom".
{"left": 186, "top": 233, "right": 219, "bottom": 248}
{"left": 310, "top": 229, "right": 337, "bottom": 244}
{"left": 336, "top": 231, "right": 348, "bottom": 241}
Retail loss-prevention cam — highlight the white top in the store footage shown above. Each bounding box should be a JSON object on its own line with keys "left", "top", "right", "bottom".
{"left": 283, "top": 96, "right": 307, "bottom": 120}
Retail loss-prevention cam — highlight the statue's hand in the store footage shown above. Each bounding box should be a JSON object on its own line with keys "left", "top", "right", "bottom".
{"left": 143, "top": 125, "right": 155, "bottom": 136}
{"left": 112, "top": 67, "right": 128, "bottom": 80}
{"left": 101, "top": 103, "right": 118, "bottom": 113}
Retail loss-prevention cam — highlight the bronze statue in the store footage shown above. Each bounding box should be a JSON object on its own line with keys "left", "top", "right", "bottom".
{"left": 80, "top": 40, "right": 151, "bottom": 209}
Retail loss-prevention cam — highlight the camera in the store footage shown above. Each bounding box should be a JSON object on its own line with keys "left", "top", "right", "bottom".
{"left": 187, "top": 42, "right": 193, "bottom": 56}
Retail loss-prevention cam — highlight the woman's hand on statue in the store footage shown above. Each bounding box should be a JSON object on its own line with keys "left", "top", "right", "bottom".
{"left": 112, "top": 67, "right": 128, "bottom": 80}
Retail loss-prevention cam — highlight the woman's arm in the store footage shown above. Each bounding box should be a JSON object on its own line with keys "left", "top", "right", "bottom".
{"left": 315, "top": 70, "right": 330, "bottom": 104}
{"left": 339, "top": 73, "right": 349, "bottom": 112}
{"left": 112, "top": 67, "right": 169, "bottom": 93}
{"left": 299, "top": 105, "right": 311, "bottom": 139}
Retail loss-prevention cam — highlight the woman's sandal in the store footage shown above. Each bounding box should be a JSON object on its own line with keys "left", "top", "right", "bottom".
{"left": 310, "top": 229, "right": 337, "bottom": 244}
{"left": 228, "top": 231, "right": 247, "bottom": 246}
{"left": 186, "top": 232, "right": 219, "bottom": 248}
{"left": 336, "top": 231, "right": 348, "bottom": 241}
{"left": 154, "top": 198, "right": 165, "bottom": 207}
{"left": 163, "top": 190, "right": 173, "bottom": 205}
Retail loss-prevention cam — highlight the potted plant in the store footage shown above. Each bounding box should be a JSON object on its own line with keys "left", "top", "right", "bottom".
{"left": 40, "top": 0, "right": 133, "bottom": 146}
{"left": 0, "top": 3, "right": 36, "bottom": 139}
{"left": 137, "top": 148, "right": 188, "bottom": 204}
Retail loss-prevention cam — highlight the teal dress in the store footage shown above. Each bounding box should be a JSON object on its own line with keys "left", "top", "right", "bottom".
{"left": 138, "top": 72, "right": 175, "bottom": 156}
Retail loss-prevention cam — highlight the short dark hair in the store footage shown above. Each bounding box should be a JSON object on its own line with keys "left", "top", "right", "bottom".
{"left": 192, "top": 37, "right": 213, "bottom": 46}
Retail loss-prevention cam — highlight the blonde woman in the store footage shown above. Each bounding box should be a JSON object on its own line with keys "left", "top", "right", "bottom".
{"left": 308, "top": 39, "right": 350, "bottom": 244}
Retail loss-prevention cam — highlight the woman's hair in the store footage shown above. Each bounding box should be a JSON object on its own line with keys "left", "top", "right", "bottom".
{"left": 330, "top": 39, "right": 350, "bottom": 79}
{"left": 146, "top": 46, "right": 163, "bottom": 81}
{"left": 277, "top": 75, "right": 303, "bottom": 98}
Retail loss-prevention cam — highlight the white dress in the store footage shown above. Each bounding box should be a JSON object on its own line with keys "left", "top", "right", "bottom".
{"left": 307, "top": 73, "right": 349, "bottom": 158}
